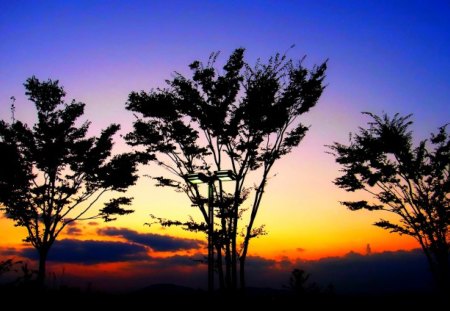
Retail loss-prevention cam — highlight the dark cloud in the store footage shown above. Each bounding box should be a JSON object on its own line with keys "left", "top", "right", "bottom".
{"left": 88, "top": 221, "right": 99, "bottom": 226}
{"left": 98, "top": 227, "right": 205, "bottom": 251}
{"left": 149, "top": 254, "right": 204, "bottom": 268}
{"left": 0, "top": 247, "right": 22, "bottom": 257}
{"left": 66, "top": 226, "right": 82, "bottom": 236}
{"left": 66, "top": 253, "right": 207, "bottom": 291}
{"left": 296, "top": 247, "right": 305, "bottom": 252}
{"left": 302, "top": 249, "right": 434, "bottom": 294}
{"left": 19, "top": 239, "right": 149, "bottom": 264}
{"left": 63, "top": 220, "right": 82, "bottom": 235}
{"left": 1, "top": 242, "right": 434, "bottom": 294}
{"left": 243, "top": 249, "right": 434, "bottom": 294}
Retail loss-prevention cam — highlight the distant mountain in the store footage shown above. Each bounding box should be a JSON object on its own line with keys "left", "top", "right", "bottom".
{"left": 133, "top": 283, "right": 200, "bottom": 295}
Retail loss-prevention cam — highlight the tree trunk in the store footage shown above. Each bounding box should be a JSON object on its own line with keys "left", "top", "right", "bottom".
{"left": 225, "top": 232, "right": 232, "bottom": 289}
{"left": 231, "top": 203, "right": 239, "bottom": 290}
{"left": 435, "top": 249, "right": 449, "bottom": 294}
{"left": 422, "top": 244, "right": 449, "bottom": 294}
{"left": 37, "top": 248, "right": 49, "bottom": 287}
{"left": 239, "top": 256, "right": 246, "bottom": 290}
{"left": 216, "top": 243, "right": 225, "bottom": 290}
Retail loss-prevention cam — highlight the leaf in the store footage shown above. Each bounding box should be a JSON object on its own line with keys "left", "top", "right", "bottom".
{"left": 100, "top": 197, "right": 134, "bottom": 222}
{"left": 341, "top": 200, "right": 383, "bottom": 211}
{"left": 374, "top": 219, "right": 414, "bottom": 236}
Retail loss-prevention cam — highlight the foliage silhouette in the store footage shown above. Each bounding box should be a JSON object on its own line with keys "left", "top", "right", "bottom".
{"left": 126, "top": 48, "right": 327, "bottom": 290}
{"left": 288, "top": 268, "right": 311, "bottom": 295}
{"left": 286, "top": 268, "right": 329, "bottom": 298}
{"left": 0, "top": 259, "right": 37, "bottom": 290}
{"left": 0, "top": 259, "right": 18, "bottom": 277}
{"left": 329, "top": 112, "right": 449, "bottom": 293}
{"left": 0, "top": 77, "right": 138, "bottom": 286}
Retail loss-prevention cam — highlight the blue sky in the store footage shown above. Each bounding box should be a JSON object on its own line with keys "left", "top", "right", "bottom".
{"left": 2, "top": 1, "right": 449, "bottom": 132}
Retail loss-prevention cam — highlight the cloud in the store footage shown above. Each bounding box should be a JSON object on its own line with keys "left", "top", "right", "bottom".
{"left": 98, "top": 227, "right": 205, "bottom": 252}
{"left": 19, "top": 239, "right": 149, "bottom": 264}
{"left": 1, "top": 242, "right": 434, "bottom": 294}
{"left": 0, "top": 247, "right": 22, "bottom": 257}
{"left": 242, "top": 249, "right": 434, "bottom": 294}
{"left": 0, "top": 246, "right": 207, "bottom": 291}
{"left": 62, "top": 253, "right": 207, "bottom": 291}
{"left": 63, "top": 220, "right": 82, "bottom": 235}
{"left": 66, "top": 226, "right": 82, "bottom": 236}
{"left": 296, "top": 247, "right": 305, "bottom": 252}
{"left": 301, "top": 249, "right": 434, "bottom": 294}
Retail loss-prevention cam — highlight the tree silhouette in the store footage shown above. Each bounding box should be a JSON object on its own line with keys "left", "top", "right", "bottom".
{"left": 285, "top": 268, "right": 327, "bottom": 300}
{"left": 0, "top": 77, "right": 138, "bottom": 286}
{"left": 329, "top": 112, "right": 449, "bottom": 292}
{"left": 288, "top": 268, "right": 311, "bottom": 295}
{"left": 126, "top": 48, "right": 327, "bottom": 290}
{"left": 0, "top": 259, "right": 17, "bottom": 277}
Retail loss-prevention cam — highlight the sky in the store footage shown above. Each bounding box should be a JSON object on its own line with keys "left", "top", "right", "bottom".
{"left": 0, "top": 0, "right": 449, "bottom": 291}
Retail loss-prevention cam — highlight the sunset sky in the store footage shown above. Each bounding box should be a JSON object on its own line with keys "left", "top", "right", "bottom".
{"left": 1, "top": 0, "right": 449, "bottom": 291}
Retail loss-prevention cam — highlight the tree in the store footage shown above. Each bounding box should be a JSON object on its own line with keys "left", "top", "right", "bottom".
{"left": 288, "top": 269, "right": 311, "bottom": 295}
{"left": 0, "top": 77, "right": 138, "bottom": 286}
{"left": 126, "top": 48, "right": 327, "bottom": 290}
{"left": 329, "top": 112, "right": 449, "bottom": 292}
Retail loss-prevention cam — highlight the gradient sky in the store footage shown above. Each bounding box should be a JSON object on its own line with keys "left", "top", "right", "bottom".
{"left": 1, "top": 0, "right": 449, "bottom": 290}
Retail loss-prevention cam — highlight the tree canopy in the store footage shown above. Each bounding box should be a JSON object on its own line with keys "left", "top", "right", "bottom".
{"left": 329, "top": 112, "right": 449, "bottom": 292}
{"left": 0, "top": 76, "right": 138, "bottom": 285}
{"left": 126, "top": 48, "right": 327, "bottom": 289}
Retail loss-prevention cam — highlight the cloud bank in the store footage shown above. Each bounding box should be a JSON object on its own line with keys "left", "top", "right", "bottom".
{"left": 20, "top": 239, "right": 149, "bottom": 264}
{"left": 1, "top": 240, "right": 434, "bottom": 293}
{"left": 98, "top": 227, "right": 205, "bottom": 251}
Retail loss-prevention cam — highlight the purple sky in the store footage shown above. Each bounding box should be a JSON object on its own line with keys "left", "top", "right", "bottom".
{"left": 1, "top": 0, "right": 449, "bottom": 133}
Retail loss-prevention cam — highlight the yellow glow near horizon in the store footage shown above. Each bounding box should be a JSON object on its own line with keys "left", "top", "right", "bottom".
{"left": 0, "top": 74, "right": 423, "bottom": 266}
{"left": 0, "top": 128, "right": 421, "bottom": 263}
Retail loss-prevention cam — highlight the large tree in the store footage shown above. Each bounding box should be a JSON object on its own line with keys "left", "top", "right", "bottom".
{"left": 126, "top": 48, "right": 327, "bottom": 290}
{"left": 0, "top": 77, "right": 138, "bottom": 286}
{"left": 329, "top": 112, "right": 449, "bottom": 292}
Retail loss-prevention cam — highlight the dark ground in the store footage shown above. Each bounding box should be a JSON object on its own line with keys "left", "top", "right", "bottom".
{"left": 0, "top": 284, "right": 446, "bottom": 309}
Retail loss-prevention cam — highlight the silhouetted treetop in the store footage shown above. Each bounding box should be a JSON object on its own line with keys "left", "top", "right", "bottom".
{"left": 0, "top": 76, "right": 139, "bottom": 285}
{"left": 329, "top": 112, "right": 449, "bottom": 293}
{"left": 126, "top": 47, "right": 327, "bottom": 290}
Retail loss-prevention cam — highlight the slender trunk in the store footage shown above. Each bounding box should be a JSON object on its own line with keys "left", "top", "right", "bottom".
{"left": 37, "top": 247, "right": 49, "bottom": 287}
{"left": 207, "top": 182, "right": 214, "bottom": 293}
{"left": 239, "top": 256, "right": 246, "bottom": 290}
{"left": 225, "top": 243, "right": 231, "bottom": 289}
{"left": 220, "top": 192, "right": 232, "bottom": 290}
{"left": 231, "top": 202, "right": 238, "bottom": 290}
{"left": 216, "top": 243, "right": 225, "bottom": 290}
{"left": 239, "top": 228, "right": 253, "bottom": 289}
{"left": 231, "top": 176, "right": 244, "bottom": 291}
{"left": 435, "top": 249, "right": 449, "bottom": 294}
{"left": 422, "top": 243, "right": 449, "bottom": 294}
{"left": 225, "top": 223, "right": 232, "bottom": 289}
{"left": 238, "top": 182, "right": 265, "bottom": 289}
